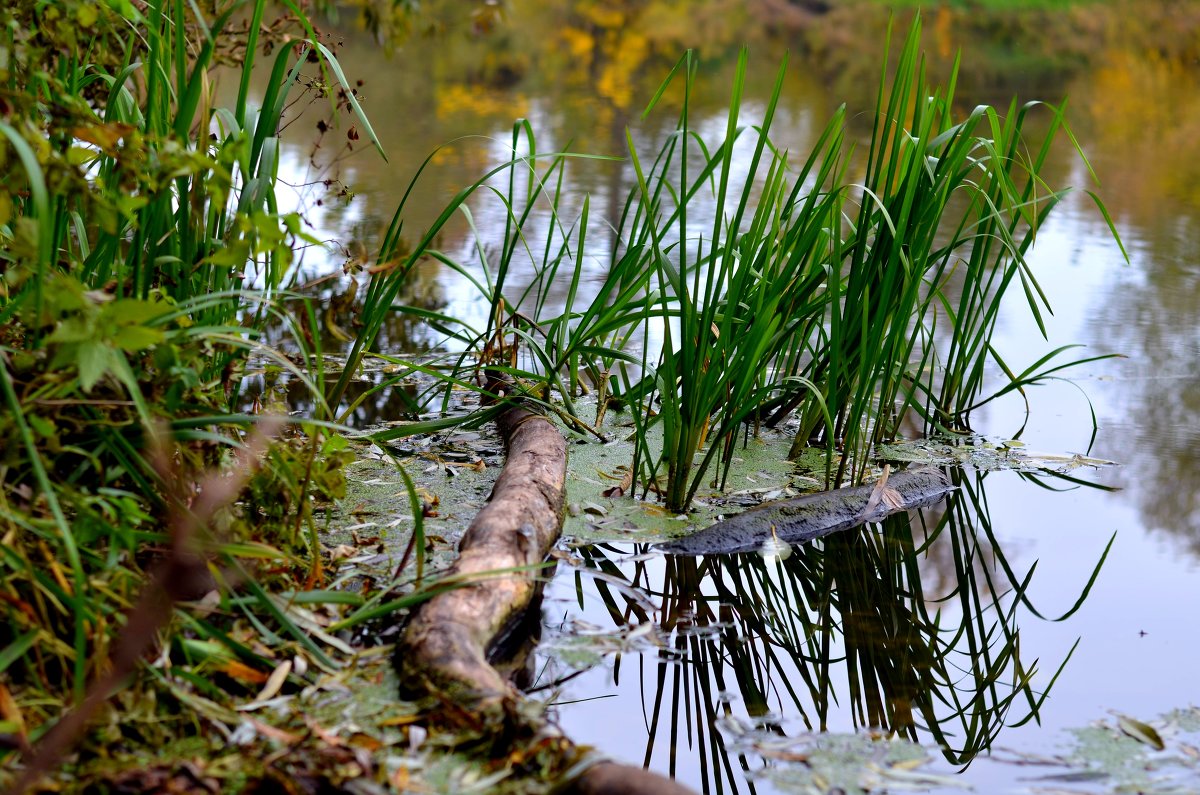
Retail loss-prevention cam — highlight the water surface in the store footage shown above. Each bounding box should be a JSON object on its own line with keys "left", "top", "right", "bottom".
{"left": 254, "top": 4, "right": 1200, "bottom": 790}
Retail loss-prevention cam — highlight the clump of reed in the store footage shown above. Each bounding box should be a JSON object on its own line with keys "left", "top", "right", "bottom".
{"left": 616, "top": 18, "right": 1121, "bottom": 509}
{"left": 383, "top": 16, "right": 1120, "bottom": 513}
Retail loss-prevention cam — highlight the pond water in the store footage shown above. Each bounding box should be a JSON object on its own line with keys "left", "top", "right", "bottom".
{"left": 251, "top": 3, "right": 1199, "bottom": 791}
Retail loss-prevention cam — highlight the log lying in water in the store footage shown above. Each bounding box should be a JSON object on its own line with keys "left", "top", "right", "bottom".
{"left": 395, "top": 398, "right": 695, "bottom": 795}
{"left": 657, "top": 467, "right": 955, "bottom": 556}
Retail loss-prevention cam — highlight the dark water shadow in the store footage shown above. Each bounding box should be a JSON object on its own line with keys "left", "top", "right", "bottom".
{"left": 545, "top": 469, "right": 1111, "bottom": 791}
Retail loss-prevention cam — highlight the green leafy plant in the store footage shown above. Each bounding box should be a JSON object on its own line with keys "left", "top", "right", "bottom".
{"left": 0, "top": 0, "right": 407, "bottom": 769}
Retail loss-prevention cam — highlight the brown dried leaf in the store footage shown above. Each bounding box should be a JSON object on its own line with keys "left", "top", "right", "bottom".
{"left": 328, "top": 544, "right": 357, "bottom": 561}
{"left": 602, "top": 466, "right": 633, "bottom": 498}
{"left": 881, "top": 486, "right": 905, "bottom": 510}
{"left": 306, "top": 718, "right": 345, "bottom": 747}
{"left": 861, "top": 464, "right": 892, "bottom": 517}
{"left": 378, "top": 714, "right": 423, "bottom": 728}
{"left": 0, "top": 683, "right": 27, "bottom": 741}
{"left": 220, "top": 660, "right": 270, "bottom": 685}
{"left": 71, "top": 122, "right": 134, "bottom": 152}
{"left": 1117, "top": 714, "right": 1165, "bottom": 750}
{"left": 347, "top": 732, "right": 386, "bottom": 751}
{"left": 245, "top": 716, "right": 301, "bottom": 744}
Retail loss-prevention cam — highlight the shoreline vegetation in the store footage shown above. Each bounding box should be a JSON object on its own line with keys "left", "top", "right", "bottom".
{"left": 349, "top": 0, "right": 1200, "bottom": 101}
{"left": 0, "top": 0, "right": 1165, "bottom": 791}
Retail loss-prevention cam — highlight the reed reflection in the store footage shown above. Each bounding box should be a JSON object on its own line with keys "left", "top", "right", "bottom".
{"left": 554, "top": 470, "right": 1109, "bottom": 791}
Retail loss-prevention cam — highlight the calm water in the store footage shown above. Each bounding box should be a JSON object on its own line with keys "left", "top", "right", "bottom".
{"left": 254, "top": 4, "right": 1200, "bottom": 790}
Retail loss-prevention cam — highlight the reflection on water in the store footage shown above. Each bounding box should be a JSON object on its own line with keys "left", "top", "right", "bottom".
{"left": 539, "top": 472, "right": 1109, "bottom": 791}
{"left": 1089, "top": 232, "right": 1200, "bottom": 551}
{"left": 1069, "top": 54, "right": 1200, "bottom": 550}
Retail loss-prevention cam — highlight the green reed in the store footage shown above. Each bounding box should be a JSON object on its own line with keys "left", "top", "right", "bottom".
{"left": 597, "top": 16, "right": 1123, "bottom": 508}
{"left": 361, "top": 14, "right": 1119, "bottom": 514}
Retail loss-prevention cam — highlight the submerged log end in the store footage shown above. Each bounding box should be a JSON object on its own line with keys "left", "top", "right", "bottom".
{"left": 658, "top": 466, "right": 956, "bottom": 555}
{"left": 570, "top": 761, "right": 697, "bottom": 795}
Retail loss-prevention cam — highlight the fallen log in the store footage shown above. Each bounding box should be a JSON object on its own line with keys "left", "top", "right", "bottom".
{"left": 657, "top": 466, "right": 955, "bottom": 556}
{"left": 396, "top": 403, "right": 567, "bottom": 705}
{"left": 395, "top": 398, "right": 695, "bottom": 795}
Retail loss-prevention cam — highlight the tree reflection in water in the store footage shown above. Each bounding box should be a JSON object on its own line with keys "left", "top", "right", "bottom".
{"left": 548, "top": 469, "right": 1111, "bottom": 790}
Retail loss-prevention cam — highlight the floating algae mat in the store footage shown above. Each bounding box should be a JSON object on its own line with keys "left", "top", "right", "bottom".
{"left": 370, "top": 402, "right": 1119, "bottom": 555}
{"left": 560, "top": 420, "right": 829, "bottom": 546}
{"left": 877, "top": 436, "right": 1118, "bottom": 474}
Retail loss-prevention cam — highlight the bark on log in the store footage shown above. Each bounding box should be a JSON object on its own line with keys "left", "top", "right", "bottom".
{"left": 657, "top": 466, "right": 954, "bottom": 555}
{"left": 396, "top": 404, "right": 567, "bottom": 706}
{"left": 395, "top": 400, "right": 697, "bottom": 795}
